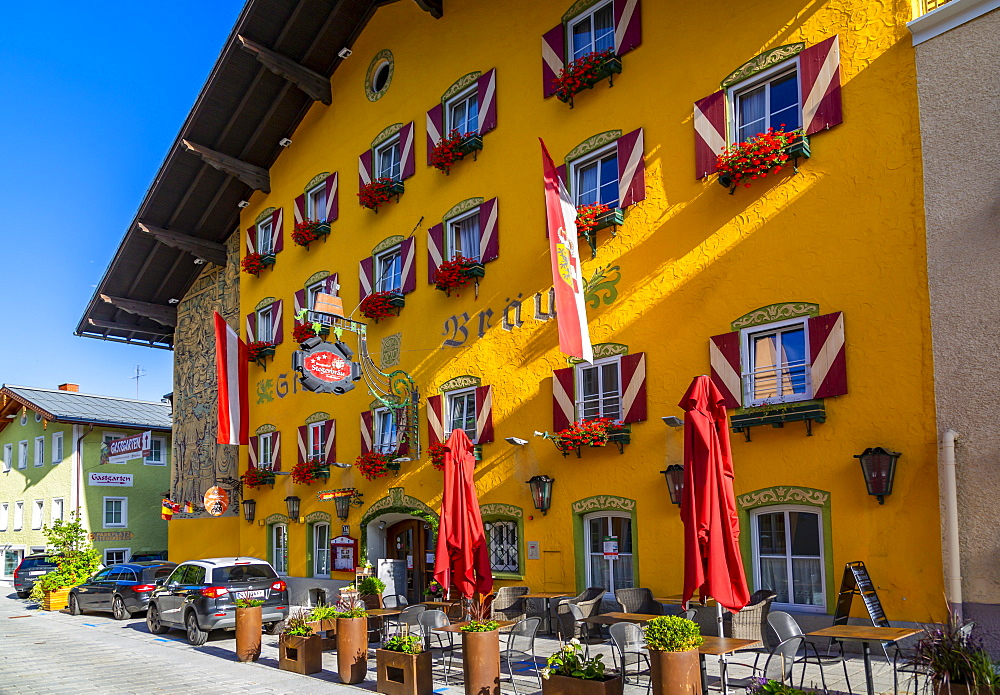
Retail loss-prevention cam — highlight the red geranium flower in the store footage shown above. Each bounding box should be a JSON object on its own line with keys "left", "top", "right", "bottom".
{"left": 428, "top": 442, "right": 450, "bottom": 471}
{"left": 359, "top": 291, "right": 399, "bottom": 322}
{"left": 716, "top": 128, "right": 799, "bottom": 192}
{"left": 241, "top": 252, "right": 267, "bottom": 276}
{"left": 430, "top": 129, "right": 476, "bottom": 175}
{"left": 433, "top": 255, "right": 477, "bottom": 296}
{"left": 356, "top": 452, "right": 391, "bottom": 480}
{"left": 358, "top": 178, "right": 399, "bottom": 212}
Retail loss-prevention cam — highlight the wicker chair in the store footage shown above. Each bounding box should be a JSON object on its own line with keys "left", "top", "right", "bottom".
{"left": 490, "top": 586, "right": 529, "bottom": 624}
{"left": 556, "top": 587, "right": 605, "bottom": 640}
{"left": 614, "top": 588, "right": 665, "bottom": 616}
{"left": 729, "top": 589, "right": 777, "bottom": 648}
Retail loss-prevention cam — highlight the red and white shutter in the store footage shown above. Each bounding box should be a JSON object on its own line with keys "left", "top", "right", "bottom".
{"left": 400, "top": 121, "right": 416, "bottom": 180}
{"left": 477, "top": 69, "right": 497, "bottom": 135}
{"left": 248, "top": 436, "right": 258, "bottom": 468}
{"left": 359, "top": 149, "right": 373, "bottom": 191}
{"left": 293, "top": 289, "right": 307, "bottom": 324}
{"left": 800, "top": 35, "right": 843, "bottom": 135}
{"left": 245, "top": 312, "right": 256, "bottom": 342}
{"left": 245, "top": 225, "right": 257, "bottom": 255}
{"left": 324, "top": 273, "right": 340, "bottom": 296}
{"left": 270, "top": 300, "right": 283, "bottom": 346}
{"left": 613, "top": 0, "right": 641, "bottom": 55}
{"left": 360, "top": 411, "right": 373, "bottom": 455}
{"left": 271, "top": 431, "right": 282, "bottom": 472}
{"left": 809, "top": 312, "right": 847, "bottom": 398}
{"left": 709, "top": 331, "right": 742, "bottom": 409}
{"left": 427, "top": 395, "right": 444, "bottom": 447}
{"left": 297, "top": 425, "right": 309, "bottom": 464}
{"left": 427, "top": 103, "right": 443, "bottom": 166}
{"left": 293, "top": 195, "right": 306, "bottom": 224}
{"left": 475, "top": 385, "right": 494, "bottom": 444}
{"left": 324, "top": 172, "right": 339, "bottom": 222}
{"left": 479, "top": 198, "right": 499, "bottom": 263}
{"left": 694, "top": 91, "right": 727, "bottom": 179}
{"left": 323, "top": 419, "right": 337, "bottom": 467}
{"left": 620, "top": 352, "right": 647, "bottom": 423}
{"left": 552, "top": 367, "right": 576, "bottom": 431}
{"left": 616, "top": 128, "right": 646, "bottom": 206}
{"left": 270, "top": 208, "right": 283, "bottom": 253}
{"left": 400, "top": 237, "right": 417, "bottom": 294}
{"left": 541, "top": 25, "right": 565, "bottom": 98}
{"left": 359, "top": 256, "right": 374, "bottom": 301}
{"left": 427, "top": 223, "right": 444, "bottom": 283}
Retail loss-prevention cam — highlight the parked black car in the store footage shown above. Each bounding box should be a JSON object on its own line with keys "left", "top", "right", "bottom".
{"left": 128, "top": 551, "right": 168, "bottom": 562}
{"left": 68, "top": 562, "right": 176, "bottom": 620}
{"left": 146, "top": 557, "right": 289, "bottom": 645}
{"left": 13, "top": 554, "right": 58, "bottom": 598}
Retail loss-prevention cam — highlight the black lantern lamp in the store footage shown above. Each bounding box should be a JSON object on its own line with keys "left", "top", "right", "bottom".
{"left": 333, "top": 489, "right": 362, "bottom": 522}
{"left": 284, "top": 495, "right": 301, "bottom": 521}
{"left": 855, "top": 447, "right": 900, "bottom": 504}
{"left": 241, "top": 498, "right": 256, "bottom": 523}
{"left": 660, "top": 465, "right": 685, "bottom": 506}
{"left": 526, "top": 475, "right": 554, "bottom": 515}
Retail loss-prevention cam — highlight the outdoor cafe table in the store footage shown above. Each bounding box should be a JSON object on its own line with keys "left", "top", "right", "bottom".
{"left": 432, "top": 620, "right": 516, "bottom": 633}
{"left": 524, "top": 592, "right": 572, "bottom": 635}
{"left": 807, "top": 625, "right": 922, "bottom": 695}
{"left": 579, "top": 612, "right": 664, "bottom": 626}
{"left": 698, "top": 636, "right": 759, "bottom": 695}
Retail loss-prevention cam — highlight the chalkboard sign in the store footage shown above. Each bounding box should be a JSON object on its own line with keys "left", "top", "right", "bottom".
{"left": 832, "top": 561, "right": 890, "bottom": 628}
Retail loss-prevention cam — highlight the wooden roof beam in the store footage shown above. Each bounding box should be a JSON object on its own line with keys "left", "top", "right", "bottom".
{"left": 237, "top": 35, "right": 332, "bottom": 105}
{"left": 137, "top": 221, "right": 228, "bottom": 266}
{"left": 87, "top": 318, "right": 173, "bottom": 338}
{"left": 99, "top": 294, "right": 177, "bottom": 327}
{"left": 180, "top": 139, "right": 270, "bottom": 193}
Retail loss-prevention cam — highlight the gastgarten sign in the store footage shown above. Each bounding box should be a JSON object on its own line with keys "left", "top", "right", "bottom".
{"left": 89, "top": 472, "right": 133, "bottom": 487}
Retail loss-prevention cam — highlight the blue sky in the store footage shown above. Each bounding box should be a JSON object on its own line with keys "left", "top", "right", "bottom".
{"left": 0, "top": 1, "right": 243, "bottom": 401}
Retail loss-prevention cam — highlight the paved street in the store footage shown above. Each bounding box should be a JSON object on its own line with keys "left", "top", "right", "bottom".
{"left": 0, "top": 590, "right": 916, "bottom": 694}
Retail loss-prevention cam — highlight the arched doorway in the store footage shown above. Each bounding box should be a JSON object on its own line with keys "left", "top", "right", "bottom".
{"left": 385, "top": 518, "right": 435, "bottom": 601}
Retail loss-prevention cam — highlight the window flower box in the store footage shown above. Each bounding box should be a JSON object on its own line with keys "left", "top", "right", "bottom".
{"left": 552, "top": 50, "right": 622, "bottom": 108}
{"left": 359, "top": 178, "right": 405, "bottom": 212}
{"left": 387, "top": 292, "right": 406, "bottom": 308}
{"left": 292, "top": 220, "right": 331, "bottom": 249}
{"left": 474, "top": 444, "right": 483, "bottom": 462}
{"left": 430, "top": 130, "right": 482, "bottom": 175}
{"left": 458, "top": 134, "right": 482, "bottom": 157}
{"left": 241, "top": 467, "right": 276, "bottom": 490}
{"left": 241, "top": 252, "right": 276, "bottom": 276}
{"left": 463, "top": 262, "right": 486, "bottom": 279}
{"left": 730, "top": 400, "right": 826, "bottom": 441}
{"left": 576, "top": 204, "right": 625, "bottom": 258}
{"left": 552, "top": 419, "right": 628, "bottom": 457}
{"left": 434, "top": 256, "right": 483, "bottom": 297}
{"left": 360, "top": 291, "right": 404, "bottom": 322}
{"left": 247, "top": 341, "right": 276, "bottom": 369}
{"left": 291, "top": 457, "right": 330, "bottom": 485}
{"left": 292, "top": 323, "right": 329, "bottom": 344}
{"left": 716, "top": 130, "right": 809, "bottom": 193}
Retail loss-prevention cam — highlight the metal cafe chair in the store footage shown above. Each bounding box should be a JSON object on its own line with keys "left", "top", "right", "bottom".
{"left": 419, "top": 609, "right": 456, "bottom": 685}
{"left": 767, "top": 610, "right": 852, "bottom": 692}
{"left": 609, "top": 622, "right": 651, "bottom": 693}
{"left": 500, "top": 617, "right": 542, "bottom": 695}
{"left": 395, "top": 604, "right": 427, "bottom": 638}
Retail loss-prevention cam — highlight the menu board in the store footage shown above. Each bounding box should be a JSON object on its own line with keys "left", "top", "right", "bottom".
{"left": 832, "top": 561, "right": 889, "bottom": 629}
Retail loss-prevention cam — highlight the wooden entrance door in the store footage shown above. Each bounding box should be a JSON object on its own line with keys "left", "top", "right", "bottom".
{"left": 386, "top": 519, "right": 434, "bottom": 602}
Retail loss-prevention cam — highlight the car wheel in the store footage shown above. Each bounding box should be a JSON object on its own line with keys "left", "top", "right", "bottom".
{"left": 68, "top": 593, "right": 82, "bottom": 616}
{"left": 112, "top": 596, "right": 131, "bottom": 620}
{"left": 16, "top": 591, "right": 29, "bottom": 599}
{"left": 185, "top": 611, "right": 209, "bottom": 646}
{"left": 146, "top": 604, "right": 168, "bottom": 634}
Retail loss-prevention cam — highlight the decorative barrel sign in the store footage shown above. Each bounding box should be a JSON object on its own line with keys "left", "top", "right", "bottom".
{"left": 204, "top": 486, "right": 230, "bottom": 517}
{"left": 292, "top": 338, "right": 362, "bottom": 394}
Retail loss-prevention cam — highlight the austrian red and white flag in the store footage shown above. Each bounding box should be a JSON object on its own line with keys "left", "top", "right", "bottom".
{"left": 540, "top": 139, "right": 593, "bottom": 364}
{"left": 214, "top": 312, "right": 249, "bottom": 445}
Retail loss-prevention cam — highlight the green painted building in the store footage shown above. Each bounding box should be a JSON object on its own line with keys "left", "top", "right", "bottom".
{"left": 0, "top": 383, "right": 171, "bottom": 588}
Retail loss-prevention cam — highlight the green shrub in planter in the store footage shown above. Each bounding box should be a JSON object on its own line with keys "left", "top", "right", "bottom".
{"left": 383, "top": 633, "right": 423, "bottom": 654}
{"left": 358, "top": 575, "right": 387, "bottom": 596}
{"left": 643, "top": 615, "right": 703, "bottom": 652}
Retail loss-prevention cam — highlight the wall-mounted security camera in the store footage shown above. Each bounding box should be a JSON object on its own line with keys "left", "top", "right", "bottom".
{"left": 338, "top": 47, "right": 352, "bottom": 59}
{"left": 167, "top": 298, "right": 180, "bottom": 305}
{"left": 237, "top": 200, "right": 250, "bottom": 208}
{"left": 505, "top": 437, "right": 529, "bottom": 446}
{"left": 193, "top": 258, "right": 206, "bottom": 265}
{"left": 278, "top": 138, "right": 292, "bottom": 147}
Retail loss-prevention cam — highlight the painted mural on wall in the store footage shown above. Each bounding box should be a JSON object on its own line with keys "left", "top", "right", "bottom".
{"left": 171, "top": 234, "right": 240, "bottom": 518}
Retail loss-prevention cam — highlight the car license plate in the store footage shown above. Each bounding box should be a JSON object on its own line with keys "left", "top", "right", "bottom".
{"left": 28, "top": 571, "right": 45, "bottom": 576}
{"left": 234, "top": 590, "right": 265, "bottom": 600}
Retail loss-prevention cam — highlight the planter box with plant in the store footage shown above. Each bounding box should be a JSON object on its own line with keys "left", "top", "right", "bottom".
{"left": 247, "top": 341, "right": 276, "bottom": 369}
{"left": 307, "top": 604, "right": 342, "bottom": 650}
{"left": 730, "top": 399, "right": 827, "bottom": 441}
{"left": 644, "top": 615, "right": 704, "bottom": 695}
{"left": 337, "top": 605, "right": 370, "bottom": 684}
{"left": 542, "top": 638, "right": 623, "bottom": 695}
{"left": 551, "top": 49, "right": 622, "bottom": 108}
{"left": 291, "top": 456, "right": 331, "bottom": 485}
{"left": 241, "top": 252, "right": 277, "bottom": 276}
{"left": 279, "top": 612, "right": 323, "bottom": 675}
{"left": 430, "top": 129, "right": 482, "bottom": 175}
{"left": 358, "top": 575, "right": 387, "bottom": 609}
{"left": 356, "top": 451, "right": 392, "bottom": 481}
{"left": 240, "top": 466, "right": 276, "bottom": 490}
{"left": 292, "top": 321, "right": 330, "bottom": 344}
{"left": 377, "top": 633, "right": 433, "bottom": 695}
{"left": 552, "top": 419, "right": 630, "bottom": 457}
{"left": 359, "top": 177, "right": 405, "bottom": 212}
{"left": 292, "top": 219, "right": 331, "bottom": 249}
{"left": 33, "top": 513, "right": 101, "bottom": 612}
{"left": 716, "top": 128, "right": 810, "bottom": 194}
{"left": 460, "top": 598, "right": 502, "bottom": 695}
{"left": 361, "top": 291, "right": 405, "bottom": 322}
{"left": 427, "top": 443, "right": 449, "bottom": 472}
{"left": 576, "top": 203, "right": 626, "bottom": 258}
{"left": 235, "top": 597, "right": 264, "bottom": 662}
{"left": 434, "top": 255, "right": 484, "bottom": 297}
{"left": 908, "top": 611, "right": 999, "bottom": 695}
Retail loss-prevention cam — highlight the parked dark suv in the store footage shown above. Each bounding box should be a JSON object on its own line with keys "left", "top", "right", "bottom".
{"left": 13, "top": 554, "right": 58, "bottom": 598}
{"left": 128, "top": 551, "right": 168, "bottom": 562}
{"left": 68, "top": 562, "right": 176, "bottom": 619}
{"left": 146, "top": 557, "right": 289, "bottom": 645}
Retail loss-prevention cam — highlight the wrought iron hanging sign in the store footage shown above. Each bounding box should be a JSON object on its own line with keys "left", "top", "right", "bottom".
{"left": 293, "top": 336, "right": 362, "bottom": 394}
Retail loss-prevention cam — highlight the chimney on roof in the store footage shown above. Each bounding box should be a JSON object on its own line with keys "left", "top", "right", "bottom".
{"left": 58, "top": 383, "right": 79, "bottom": 392}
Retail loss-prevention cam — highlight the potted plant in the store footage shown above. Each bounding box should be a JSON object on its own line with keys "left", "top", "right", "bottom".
{"left": 423, "top": 580, "right": 445, "bottom": 600}
{"left": 337, "top": 604, "right": 370, "bottom": 684}
{"left": 247, "top": 341, "right": 276, "bottom": 368}
{"left": 307, "top": 604, "right": 342, "bottom": 650}
{"left": 459, "top": 598, "right": 502, "bottom": 695}
{"left": 356, "top": 451, "right": 392, "bottom": 480}
{"left": 551, "top": 48, "right": 622, "bottom": 107}
{"left": 575, "top": 203, "right": 625, "bottom": 258}
{"left": 30, "top": 514, "right": 101, "bottom": 611}
{"left": 908, "top": 611, "right": 999, "bottom": 695}
{"left": 377, "top": 633, "right": 433, "bottom": 695}
{"left": 553, "top": 419, "right": 627, "bottom": 457}
{"left": 643, "top": 615, "right": 703, "bottom": 695}
{"left": 292, "top": 321, "right": 329, "bottom": 344}
{"left": 292, "top": 218, "right": 331, "bottom": 249}
{"left": 358, "top": 575, "right": 387, "bottom": 609}
{"left": 360, "top": 291, "right": 404, "bottom": 322}
{"left": 359, "top": 177, "right": 405, "bottom": 212}
{"left": 291, "top": 456, "right": 330, "bottom": 485}
{"left": 430, "top": 129, "right": 482, "bottom": 175}
{"left": 241, "top": 251, "right": 276, "bottom": 276}
{"left": 241, "top": 466, "right": 276, "bottom": 490}
{"left": 433, "top": 255, "right": 484, "bottom": 296}
{"left": 541, "top": 638, "right": 623, "bottom": 695}
{"left": 715, "top": 128, "right": 808, "bottom": 194}
{"left": 234, "top": 597, "right": 264, "bottom": 662}
{"left": 279, "top": 611, "right": 323, "bottom": 675}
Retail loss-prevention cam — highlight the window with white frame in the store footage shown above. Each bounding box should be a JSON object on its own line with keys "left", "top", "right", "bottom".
{"left": 751, "top": 506, "right": 825, "bottom": 611}
{"left": 2, "top": 443, "right": 11, "bottom": 472}
{"left": 447, "top": 389, "right": 477, "bottom": 442}
{"left": 306, "top": 183, "right": 328, "bottom": 222}
{"left": 31, "top": 500, "right": 43, "bottom": 530}
{"left": 13, "top": 502, "right": 23, "bottom": 531}
{"left": 484, "top": 519, "right": 519, "bottom": 573}
{"left": 18, "top": 441, "right": 27, "bottom": 469}
{"left": 741, "top": 318, "right": 810, "bottom": 406}
{"left": 145, "top": 437, "right": 166, "bottom": 465}
{"left": 374, "top": 408, "right": 398, "bottom": 455}
{"left": 448, "top": 210, "right": 481, "bottom": 261}
{"left": 258, "top": 433, "right": 274, "bottom": 471}
{"left": 730, "top": 65, "right": 801, "bottom": 144}
{"left": 272, "top": 523, "right": 288, "bottom": 574}
{"left": 104, "top": 548, "right": 129, "bottom": 566}
{"left": 446, "top": 87, "right": 478, "bottom": 136}
{"left": 51, "top": 498, "right": 64, "bottom": 524}
{"left": 375, "top": 247, "right": 402, "bottom": 293}
{"left": 575, "top": 356, "right": 622, "bottom": 421}
{"left": 103, "top": 432, "right": 127, "bottom": 464}
{"left": 568, "top": 1, "right": 615, "bottom": 60}
{"left": 375, "top": 137, "right": 402, "bottom": 181}
{"left": 0, "top": 503, "right": 8, "bottom": 531}
{"left": 104, "top": 497, "right": 127, "bottom": 528}
{"left": 256, "top": 218, "right": 274, "bottom": 255}
{"left": 307, "top": 280, "right": 328, "bottom": 310}
{"left": 308, "top": 421, "right": 325, "bottom": 461}
{"left": 313, "top": 522, "right": 330, "bottom": 577}
{"left": 51, "top": 432, "right": 63, "bottom": 464}
{"left": 257, "top": 306, "right": 274, "bottom": 344}
{"left": 585, "top": 512, "right": 634, "bottom": 597}
{"left": 19, "top": 412, "right": 27, "bottom": 426}
{"left": 35, "top": 412, "right": 42, "bottom": 423}
{"left": 572, "top": 145, "right": 619, "bottom": 208}
{"left": 34, "top": 437, "right": 44, "bottom": 467}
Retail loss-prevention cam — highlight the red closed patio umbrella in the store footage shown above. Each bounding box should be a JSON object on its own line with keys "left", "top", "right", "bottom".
{"left": 433, "top": 429, "right": 493, "bottom": 599}
{"left": 680, "top": 375, "right": 751, "bottom": 617}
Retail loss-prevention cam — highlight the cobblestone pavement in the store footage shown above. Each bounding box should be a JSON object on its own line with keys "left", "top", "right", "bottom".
{"left": 0, "top": 591, "right": 917, "bottom": 694}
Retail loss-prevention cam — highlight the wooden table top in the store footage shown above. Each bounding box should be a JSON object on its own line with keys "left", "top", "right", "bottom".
{"left": 807, "top": 626, "right": 922, "bottom": 642}
{"left": 524, "top": 592, "right": 573, "bottom": 599}
{"left": 367, "top": 608, "right": 404, "bottom": 617}
{"left": 433, "top": 620, "right": 515, "bottom": 633}
{"left": 697, "top": 636, "right": 760, "bottom": 655}
{"left": 421, "top": 601, "right": 455, "bottom": 608}
{"left": 655, "top": 594, "right": 718, "bottom": 605}
{"left": 579, "top": 612, "right": 663, "bottom": 625}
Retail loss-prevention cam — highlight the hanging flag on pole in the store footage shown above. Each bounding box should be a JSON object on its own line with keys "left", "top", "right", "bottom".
{"left": 540, "top": 139, "right": 594, "bottom": 364}
{"left": 214, "top": 312, "right": 249, "bottom": 445}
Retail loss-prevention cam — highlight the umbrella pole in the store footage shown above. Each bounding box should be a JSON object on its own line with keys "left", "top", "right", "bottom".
{"left": 716, "top": 601, "right": 729, "bottom": 695}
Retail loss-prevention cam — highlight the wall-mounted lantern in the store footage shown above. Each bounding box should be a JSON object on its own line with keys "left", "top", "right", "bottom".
{"left": 660, "top": 465, "right": 685, "bottom": 506}
{"left": 333, "top": 488, "right": 363, "bottom": 521}
{"left": 241, "top": 498, "right": 256, "bottom": 523}
{"left": 855, "top": 447, "right": 901, "bottom": 504}
{"left": 284, "top": 495, "right": 301, "bottom": 521}
{"left": 527, "top": 475, "right": 554, "bottom": 515}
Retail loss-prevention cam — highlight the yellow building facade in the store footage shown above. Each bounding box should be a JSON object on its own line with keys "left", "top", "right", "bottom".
{"left": 168, "top": 0, "right": 942, "bottom": 624}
